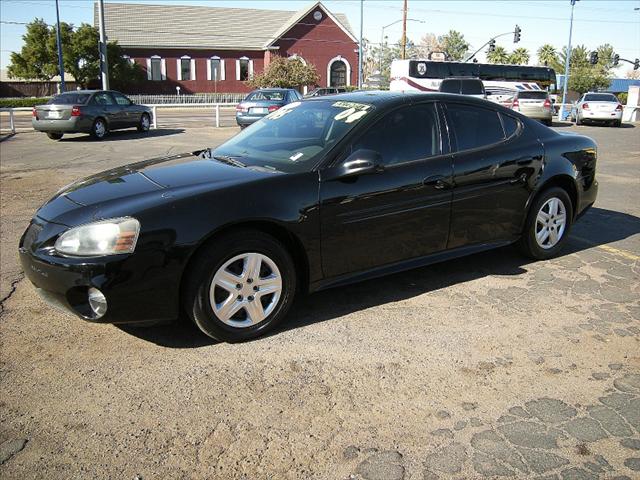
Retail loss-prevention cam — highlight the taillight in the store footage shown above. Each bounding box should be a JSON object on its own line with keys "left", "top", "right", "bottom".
{"left": 71, "top": 106, "right": 81, "bottom": 116}
{"left": 615, "top": 104, "right": 623, "bottom": 111}
{"left": 268, "top": 105, "right": 281, "bottom": 113}
{"left": 511, "top": 98, "right": 519, "bottom": 109}
{"left": 582, "top": 103, "right": 589, "bottom": 110}
{"left": 32, "top": 107, "right": 37, "bottom": 118}
{"left": 235, "top": 104, "right": 248, "bottom": 113}
{"left": 543, "top": 98, "right": 551, "bottom": 109}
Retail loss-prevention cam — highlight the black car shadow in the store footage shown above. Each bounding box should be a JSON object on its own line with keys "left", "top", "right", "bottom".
{"left": 59, "top": 128, "right": 185, "bottom": 142}
{"left": 119, "top": 207, "right": 640, "bottom": 348}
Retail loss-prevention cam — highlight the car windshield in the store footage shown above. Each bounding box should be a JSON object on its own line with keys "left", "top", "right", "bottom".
{"left": 517, "top": 91, "right": 548, "bottom": 99}
{"left": 213, "top": 100, "right": 375, "bottom": 174}
{"left": 460, "top": 80, "right": 484, "bottom": 95}
{"left": 47, "top": 93, "right": 91, "bottom": 105}
{"left": 583, "top": 94, "right": 617, "bottom": 102}
{"left": 246, "top": 91, "right": 286, "bottom": 101}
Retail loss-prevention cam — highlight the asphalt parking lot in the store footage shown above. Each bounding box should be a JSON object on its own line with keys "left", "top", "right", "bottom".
{"left": 1, "top": 122, "right": 639, "bottom": 479}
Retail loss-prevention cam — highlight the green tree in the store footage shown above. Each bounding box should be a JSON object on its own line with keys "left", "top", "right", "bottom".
{"left": 108, "top": 42, "right": 146, "bottom": 90}
{"left": 247, "top": 56, "right": 319, "bottom": 89}
{"left": 508, "top": 47, "right": 530, "bottom": 65}
{"left": 66, "top": 23, "right": 100, "bottom": 87}
{"left": 486, "top": 46, "right": 509, "bottom": 64}
{"left": 596, "top": 43, "right": 615, "bottom": 69}
{"left": 537, "top": 44, "right": 558, "bottom": 67}
{"left": 569, "top": 66, "right": 610, "bottom": 94}
{"left": 369, "top": 37, "right": 418, "bottom": 85}
{"left": 438, "top": 30, "right": 469, "bottom": 61}
{"left": 7, "top": 19, "right": 58, "bottom": 80}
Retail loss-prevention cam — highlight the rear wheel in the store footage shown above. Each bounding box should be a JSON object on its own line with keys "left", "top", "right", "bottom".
{"left": 576, "top": 116, "right": 583, "bottom": 126}
{"left": 137, "top": 113, "right": 151, "bottom": 132}
{"left": 46, "top": 132, "right": 63, "bottom": 140}
{"left": 91, "top": 118, "right": 108, "bottom": 140}
{"left": 519, "top": 187, "right": 573, "bottom": 260}
{"left": 183, "top": 230, "right": 297, "bottom": 342}
{"left": 543, "top": 119, "right": 553, "bottom": 127}
{"left": 613, "top": 120, "right": 622, "bottom": 128}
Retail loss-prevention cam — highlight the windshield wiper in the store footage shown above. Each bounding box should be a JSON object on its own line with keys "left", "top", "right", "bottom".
{"left": 212, "top": 154, "right": 246, "bottom": 168}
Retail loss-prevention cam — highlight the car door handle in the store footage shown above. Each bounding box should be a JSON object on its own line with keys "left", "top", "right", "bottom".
{"left": 423, "top": 176, "right": 452, "bottom": 190}
{"left": 510, "top": 172, "right": 528, "bottom": 185}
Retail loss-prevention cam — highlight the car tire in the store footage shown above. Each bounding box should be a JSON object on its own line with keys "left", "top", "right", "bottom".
{"left": 576, "top": 116, "right": 582, "bottom": 126}
{"left": 614, "top": 120, "right": 622, "bottom": 128}
{"left": 544, "top": 119, "right": 553, "bottom": 127}
{"left": 519, "top": 187, "right": 573, "bottom": 261}
{"left": 91, "top": 117, "right": 108, "bottom": 140}
{"left": 137, "top": 113, "right": 151, "bottom": 132}
{"left": 46, "top": 132, "right": 63, "bottom": 140}
{"left": 183, "top": 229, "right": 297, "bottom": 342}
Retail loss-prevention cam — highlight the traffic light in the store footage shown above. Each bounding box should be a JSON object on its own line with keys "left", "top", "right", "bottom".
{"left": 635, "top": 58, "right": 640, "bottom": 70}
{"left": 488, "top": 39, "right": 496, "bottom": 53}
{"left": 514, "top": 25, "right": 521, "bottom": 43}
{"left": 612, "top": 54, "right": 620, "bottom": 66}
{"left": 589, "top": 51, "right": 598, "bottom": 65}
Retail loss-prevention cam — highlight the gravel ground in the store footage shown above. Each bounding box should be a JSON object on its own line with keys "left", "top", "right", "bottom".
{"left": 1, "top": 123, "right": 639, "bottom": 479}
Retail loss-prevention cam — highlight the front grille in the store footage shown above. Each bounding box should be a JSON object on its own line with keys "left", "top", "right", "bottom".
{"left": 22, "top": 222, "right": 43, "bottom": 250}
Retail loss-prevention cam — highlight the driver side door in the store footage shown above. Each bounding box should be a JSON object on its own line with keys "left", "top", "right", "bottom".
{"left": 319, "top": 102, "right": 453, "bottom": 279}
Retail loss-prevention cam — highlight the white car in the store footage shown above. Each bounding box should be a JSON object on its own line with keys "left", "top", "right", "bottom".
{"left": 571, "top": 92, "right": 623, "bottom": 127}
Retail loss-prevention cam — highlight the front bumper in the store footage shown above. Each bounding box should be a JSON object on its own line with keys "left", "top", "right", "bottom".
{"left": 19, "top": 218, "right": 181, "bottom": 324}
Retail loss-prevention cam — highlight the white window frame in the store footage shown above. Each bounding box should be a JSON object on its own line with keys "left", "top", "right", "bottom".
{"left": 327, "top": 55, "right": 351, "bottom": 87}
{"left": 236, "top": 56, "right": 253, "bottom": 81}
{"left": 288, "top": 54, "right": 306, "bottom": 65}
{"left": 147, "top": 55, "right": 166, "bottom": 81}
{"left": 177, "top": 55, "right": 196, "bottom": 81}
{"left": 207, "top": 56, "right": 226, "bottom": 81}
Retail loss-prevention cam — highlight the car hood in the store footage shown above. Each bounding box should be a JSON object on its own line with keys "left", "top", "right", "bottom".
{"left": 36, "top": 150, "right": 278, "bottom": 224}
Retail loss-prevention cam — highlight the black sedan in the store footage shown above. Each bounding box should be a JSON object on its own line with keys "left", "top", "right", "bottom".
{"left": 33, "top": 90, "right": 152, "bottom": 140}
{"left": 20, "top": 92, "right": 598, "bottom": 342}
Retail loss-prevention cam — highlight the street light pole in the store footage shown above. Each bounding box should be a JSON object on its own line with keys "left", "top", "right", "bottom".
{"left": 379, "top": 19, "right": 425, "bottom": 70}
{"left": 54, "top": 0, "right": 65, "bottom": 92}
{"left": 358, "top": 0, "right": 363, "bottom": 89}
{"left": 559, "top": 0, "right": 578, "bottom": 121}
{"left": 98, "top": 0, "right": 110, "bottom": 90}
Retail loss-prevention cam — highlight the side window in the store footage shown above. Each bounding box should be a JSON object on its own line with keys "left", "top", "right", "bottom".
{"left": 446, "top": 103, "right": 504, "bottom": 151}
{"left": 92, "top": 92, "right": 115, "bottom": 106}
{"left": 460, "top": 80, "right": 484, "bottom": 95}
{"left": 353, "top": 103, "right": 441, "bottom": 166}
{"left": 500, "top": 113, "right": 519, "bottom": 138}
{"left": 112, "top": 93, "right": 131, "bottom": 106}
{"left": 440, "top": 80, "right": 461, "bottom": 94}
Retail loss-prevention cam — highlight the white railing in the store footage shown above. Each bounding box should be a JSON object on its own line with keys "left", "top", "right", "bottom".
{"left": 0, "top": 107, "right": 32, "bottom": 134}
{"left": 129, "top": 93, "right": 245, "bottom": 105}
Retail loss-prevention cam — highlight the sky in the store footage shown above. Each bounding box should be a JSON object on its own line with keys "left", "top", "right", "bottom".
{"left": 1, "top": 0, "right": 639, "bottom": 77}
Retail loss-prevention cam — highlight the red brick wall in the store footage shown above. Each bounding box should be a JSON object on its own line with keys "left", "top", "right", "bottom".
{"left": 120, "top": 9, "right": 358, "bottom": 94}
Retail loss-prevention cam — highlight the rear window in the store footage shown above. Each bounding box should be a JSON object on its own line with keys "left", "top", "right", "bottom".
{"left": 47, "top": 93, "right": 91, "bottom": 105}
{"left": 246, "top": 91, "right": 285, "bottom": 101}
{"left": 440, "top": 79, "right": 461, "bottom": 94}
{"left": 583, "top": 93, "right": 617, "bottom": 102}
{"left": 447, "top": 103, "right": 505, "bottom": 151}
{"left": 517, "top": 91, "right": 548, "bottom": 100}
{"left": 460, "top": 80, "right": 484, "bottom": 95}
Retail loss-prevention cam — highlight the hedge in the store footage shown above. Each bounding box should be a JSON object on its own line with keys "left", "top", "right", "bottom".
{"left": 0, "top": 97, "right": 51, "bottom": 108}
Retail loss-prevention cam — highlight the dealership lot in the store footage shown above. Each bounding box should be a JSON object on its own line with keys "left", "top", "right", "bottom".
{"left": 1, "top": 124, "right": 639, "bottom": 478}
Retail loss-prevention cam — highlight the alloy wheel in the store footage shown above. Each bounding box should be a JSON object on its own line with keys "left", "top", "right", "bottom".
{"left": 535, "top": 197, "right": 567, "bottom": 249}
{"left": 209, "top": 252, "right": 282, "bottom": 328}
{"left": 94, "top": 120, "right": 106, "bottom": 138}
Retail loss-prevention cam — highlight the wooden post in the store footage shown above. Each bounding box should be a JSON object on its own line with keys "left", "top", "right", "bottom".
{"left": 401, "top": 0, "right": 408, "bottom": 60}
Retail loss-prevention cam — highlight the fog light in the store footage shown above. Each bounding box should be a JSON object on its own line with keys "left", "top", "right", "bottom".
{"left": 88, "top": 287, "right": 107, "bottom": 318}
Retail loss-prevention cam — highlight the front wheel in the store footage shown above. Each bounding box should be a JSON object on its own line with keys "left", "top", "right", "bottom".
{"left": 91, "top": 118, "right": 108, "bottom": 140}
{"left": 137, "top": 113, "right": 151, "bottom": 132}
{"left": 183, "top": 230, "right": 297, "bottom": 342}
{"left": 519, "top": 187, "right": 573, "bottom": 260}
{"left": 46, "top": 132, "right": 63, "bottom": 140}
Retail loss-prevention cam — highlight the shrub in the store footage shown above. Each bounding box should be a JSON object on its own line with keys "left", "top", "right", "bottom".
{"left": 0, "top": 97, "right": 50, "bottom": 108}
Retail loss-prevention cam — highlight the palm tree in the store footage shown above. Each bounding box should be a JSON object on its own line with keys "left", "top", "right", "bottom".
{"left": 486, "top": 46, "right": 509, "bottom": 64}
{"left": 508, "top": 48, "right": 530, "bottom": 65}
{"left": 537, "top": 44, "right": 558, "bottom": 67}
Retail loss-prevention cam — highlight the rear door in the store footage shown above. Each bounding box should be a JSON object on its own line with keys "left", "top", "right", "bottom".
{"left": 320, "top": 101, "right": 453, "bottom": 277}
{"left": 91, "top": 92, "right": 121, "bottom": 128}
{"left": 443, "top": 102, "right": 544, "bottom": 248}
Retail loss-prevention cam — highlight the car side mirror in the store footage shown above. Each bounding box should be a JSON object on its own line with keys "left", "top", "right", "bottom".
{"left": 333, "top": 149, "right": 384, "bottom": 179}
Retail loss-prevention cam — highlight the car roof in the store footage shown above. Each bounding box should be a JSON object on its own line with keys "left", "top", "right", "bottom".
{"left": 441, "top": 77, "right": 482, "bottom": 81}
{"left": 254, "top": 88, "right": 296, "bottom": 92}
{"left": 56, "top": 90, "right": 123, "bottom": 95}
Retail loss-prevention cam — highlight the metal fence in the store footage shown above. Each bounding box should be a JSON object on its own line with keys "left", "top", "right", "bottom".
{"left": 128, "top": 93, "right": 245, "bottom": 105}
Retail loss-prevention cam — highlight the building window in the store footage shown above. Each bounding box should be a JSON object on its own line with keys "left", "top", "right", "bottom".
{"left": 210, "top": 58, "right": 221, "bottom": 81}
{"left": 239, "top": 57, "right": 249, "bottom": 81}
{"left": 151, "top": 57, "right": 162, "bottom": 81}
{"left": 181, "top": 58, "right": 191, "bottom": 81}
{"left": 327, "top": 56, "right": 351, "bottom": 87}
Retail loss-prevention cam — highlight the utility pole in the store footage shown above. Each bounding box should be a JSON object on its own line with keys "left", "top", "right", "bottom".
{"left": 98, "top": 0, "right": 110, "bottom": 90}
{"left": 358, "top": 0, "right": 363, "bottom": 88}
{"left": 559, "top": 0, "right": 578, "bottom": 122}
{"left": 401, "top": 0, "right": 408, "bottom": 60}
{"left": 55, "top": 0, "right": 65, "bottom": 92}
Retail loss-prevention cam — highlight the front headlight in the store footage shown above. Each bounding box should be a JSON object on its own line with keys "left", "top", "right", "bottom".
{"left": 54, "top": 217, "right": 140, "bottom": 256}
